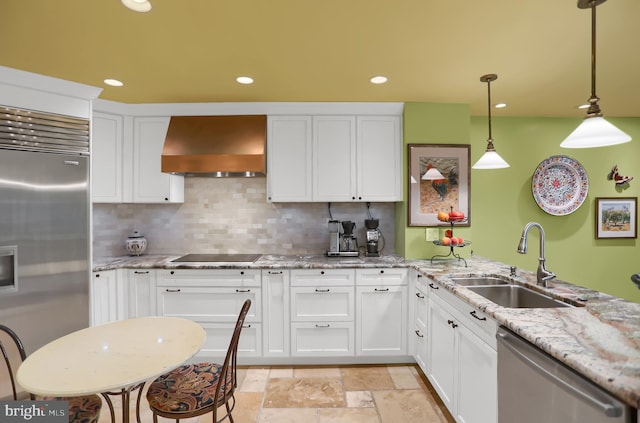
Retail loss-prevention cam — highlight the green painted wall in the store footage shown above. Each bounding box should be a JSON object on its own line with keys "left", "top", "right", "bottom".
{"left": 399, "top": 102, "right": 640, "bottom": 303}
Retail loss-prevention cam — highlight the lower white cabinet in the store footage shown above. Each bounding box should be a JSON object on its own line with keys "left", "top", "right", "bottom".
{"left": 426, "top": 282, "right": 497, "bottom": 423}
{"left": 91, "top": 270, "right": 126, "bottom": 326}
{"left": 262, "top": 270, "right": 290, "bottom": 357}
{"left": 156, "top": 269, "right": 262, "bottom": 358}
{"left": 290, "top": 269, "right": 355, "bottom": 356}
{"left": 127, "top": 269, "right": 156, "bottom": 318}
{"left": 411, "top": 270, "right": 429, "bottom": 373}
{"left": 355, "top": 268, "right": 407, "bottom": 356}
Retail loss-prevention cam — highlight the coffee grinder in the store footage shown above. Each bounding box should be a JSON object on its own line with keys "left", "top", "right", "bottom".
{"left": 365, "top": 219, "right": 382, "bottom": 257}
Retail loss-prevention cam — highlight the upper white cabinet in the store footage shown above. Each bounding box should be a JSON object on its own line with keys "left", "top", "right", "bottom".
{"left": 92, "top": 112, "right": 123, "bottom": 202}
{"left": 91, "top": 113, "right": 184, "bottom": 203}
{"left": 267, "top": 116, "right": 313, "bottom": 202}
{"left": 132, "top": 117, "right": 184, "bottom": 203}
{"left": 267, "top": 114, "right": 402, "bottom": 202}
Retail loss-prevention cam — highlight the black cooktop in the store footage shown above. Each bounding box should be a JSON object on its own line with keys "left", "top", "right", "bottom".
{"left": 171, "top": 253, "right": 262, "bottom": 263}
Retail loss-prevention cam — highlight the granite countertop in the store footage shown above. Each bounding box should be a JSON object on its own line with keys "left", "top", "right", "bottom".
{"left": 93, "top": 253, "right": 640, "bottom": 409}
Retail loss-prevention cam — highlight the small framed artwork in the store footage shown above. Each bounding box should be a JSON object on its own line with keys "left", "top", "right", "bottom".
{"left": 408, "top": 144, "right": 471, "bottom": 227}
{"left": 595, "top": 197, "right": 637, "bottom": 239}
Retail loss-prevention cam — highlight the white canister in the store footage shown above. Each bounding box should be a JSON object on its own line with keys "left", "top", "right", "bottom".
{"left": 125, "top": 230, "right": 147, "bottom": 256}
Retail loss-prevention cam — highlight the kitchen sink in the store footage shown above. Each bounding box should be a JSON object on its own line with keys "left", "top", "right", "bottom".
{"left": 467, "top": 285, "right": 571, "bottom": 308}
{"left": 450, "top": 276, "right": 510, "bottom": 286}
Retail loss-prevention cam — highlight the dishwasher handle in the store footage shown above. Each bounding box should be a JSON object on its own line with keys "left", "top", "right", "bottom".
{"left": 497, "top": 331, "right": 623, "bottom": 418}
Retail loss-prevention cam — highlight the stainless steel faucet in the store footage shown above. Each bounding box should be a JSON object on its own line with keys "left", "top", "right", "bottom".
{"left": 517, "top": 222, "right": 556, "bottom": 287}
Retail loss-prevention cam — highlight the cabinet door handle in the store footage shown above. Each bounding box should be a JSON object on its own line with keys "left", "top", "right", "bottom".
{"left": 415, "top": 292, "right": 425, "bottom": 299}
{"left": 417, "top": 274, "right": 422, "bottom": 278}
{"left": 236, "top": 289, "right": 251, "bottom": 293}
{"left": 320, "top": 271, "right": 325, "bottom": 275}
{"left": 447, "top": 319, "right": 458, "bottom": 328}
{"left": 470, "top": 310, "right": 487, "bottom": 321}
{"left": 134, "top": 271, "right": 149, "bottom": 274}
{"left": 415, "top": 330, "right": 424, "bottom": 338}
{"left": 379, "top": 270, "right": 385, "bottom": 274}
{"left": 428, "top": 283, "right": 439, "bottom": 290}
{"left": 315, "top": 288, "right": 330, "bottom": 292}
{"left": 240, "top": 271, "right": 244, "bottom": 275}
{"left": 165, "top": 289, "right": 181, "bottom": 293}
{"left": 315, "top": 324, "right": 330, "bottom": 328}
{"left": 374, "top": 288, "right": 389, "bottom": 292}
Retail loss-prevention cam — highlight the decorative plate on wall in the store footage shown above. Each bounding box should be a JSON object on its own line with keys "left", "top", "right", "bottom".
{"left": 532, "top": 155, "right": 589, "bottom": 216}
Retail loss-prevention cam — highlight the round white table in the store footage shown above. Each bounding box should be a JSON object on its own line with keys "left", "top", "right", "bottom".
{"left": 17, "top": 316, "right": 206, "bottom": 423}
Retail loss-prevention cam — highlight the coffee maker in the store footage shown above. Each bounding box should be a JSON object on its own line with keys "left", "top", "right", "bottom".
{"left": 365, "top": 219, "right": 382, "bottom": 257}
{"left": 326, "top": 220, "right": 359, "bottom": 257}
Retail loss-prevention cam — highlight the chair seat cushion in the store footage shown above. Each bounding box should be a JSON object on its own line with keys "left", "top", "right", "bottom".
{"left": 146, "top": 362, "right": 233, "bottom": 414}
{"left": 41, "top": 394, "right": 102, "bottom": 423}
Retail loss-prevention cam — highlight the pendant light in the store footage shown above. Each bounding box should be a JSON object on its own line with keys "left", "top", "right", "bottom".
{"left": 560, "top": 0, "right": 631, "bottom": 148}
{"left": 472, "top": 74, "right": 510, "bottom": 169}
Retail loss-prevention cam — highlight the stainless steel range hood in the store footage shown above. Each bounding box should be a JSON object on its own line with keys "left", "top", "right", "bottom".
{"left": 161, "top": 115, "right": 266, "bottom": 177}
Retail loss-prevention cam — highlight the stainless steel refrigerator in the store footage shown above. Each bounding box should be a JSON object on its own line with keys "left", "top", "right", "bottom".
{"left": 0, "top": 106, "right": 90, "bottom": 355}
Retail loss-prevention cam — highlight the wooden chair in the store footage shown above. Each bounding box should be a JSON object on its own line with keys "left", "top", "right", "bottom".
{"left": 0, "top": 324, "right": 103, "bottom": 423}
{"left": 146, "top": 299, "right": 252, "bottom": 423}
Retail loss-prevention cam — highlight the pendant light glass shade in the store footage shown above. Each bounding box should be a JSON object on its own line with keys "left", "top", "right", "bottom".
{"left": 560, "top": 116, "right": 631, "bottom": 148}
{"left": 472, "top": 150, "right": 510, "bottom": 169}
{"left": 562, "top": 0, "right": 631, "bottom": 148}
{"left": 472, "top": 74, "right": 510, "bottom": 169}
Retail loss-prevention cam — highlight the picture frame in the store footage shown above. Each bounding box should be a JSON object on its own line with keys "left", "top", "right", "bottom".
{"left": 595, "top": 197, "right": 637, "bottom": 239}
{"left": 408, "top": 144, "right": 471, "bottom": 227}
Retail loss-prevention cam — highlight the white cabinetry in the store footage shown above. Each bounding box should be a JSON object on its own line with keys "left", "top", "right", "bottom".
{"left": 132, "top": 117, "right": 184, "bottom": 203}
{"left": 91, "top": 270, "right": 126, "bottom": 326}
{"left": 266, "top": 116, "right": 312, "bottom": 202}
{"left": 410, "top": 270, "right": 429, "bottom": 372}
{"left": 156, "top": 269, "right": 262, "bottom": 358}
{"left": 426, "top": 282, "right": 497, "bottom": 423}
{"left": 127, "top": 269, "right": 156, "bottom": 318}
{"left": 262, "top": 270, "right": 290, "bottom": 357}
{"left": 355, "top": 268, "right": 407, "bottom": 356}
{"left": 91, "top": 112, "right": 123, "bottom": 202}
{"left": 267, "top": 115, "right": 402, "bottom": 202}
{"left": 290, "top": 269, "right": 355, "bottom": 356}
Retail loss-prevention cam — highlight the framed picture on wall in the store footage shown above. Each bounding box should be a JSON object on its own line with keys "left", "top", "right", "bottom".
{"left": 595, "top": 197, "right": 637, "bottom": 239}
{"left": 408, "top": 144, "right": 471, "bottom": 227}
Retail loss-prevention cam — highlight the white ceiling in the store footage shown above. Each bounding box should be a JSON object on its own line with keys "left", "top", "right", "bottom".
{"left": 2, "top": 0, "right": 639, "bottom": 117}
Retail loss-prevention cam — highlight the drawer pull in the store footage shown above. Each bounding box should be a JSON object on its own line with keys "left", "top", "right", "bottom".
{"left": 315, "top": 288, "right": 330, "bottom": 292}
{"left": 415, "top": 292, "right": 425, "bottom": 299}
{"left": 415, "top": 330, "right": 424, "bottom": 338}
{"left": 269, "top": 271, "right": 283, "bottom": 275}
{"left": 134, "top": 271, "right": 149, "bottom": 274}
{"left": 240, "top": 271, "right": 244, "bottom": 275}
{"left": 447, "top": 319, "right": 458, "bottom": 328}
{"left": 320, "top": 271, "right": 325, "bottom": 275}
{"left": 242, "top": 324, "right": 252, "bottom": 329}
{"left": 165, "top": 288, "right": 181, "bottom": 293}
{"left": 375, "top": 288, "right": 389, "bottom": 292}
{"left": 236, "top": 289, "right": 251, "bottom": 293}
{"left": 315, "top": 324, "right": 330, "bottom": 328}
{"left": 428, "top": 283, "right": 439, "bottom": 290}
{"left": 417, "top": 274, "right": 422, "bottom": 278}
{"left": 470, "top": 310, "right": 487, "bottom": 321}
{"left": 379, "top": 270, "right": 385, "bottom": 274}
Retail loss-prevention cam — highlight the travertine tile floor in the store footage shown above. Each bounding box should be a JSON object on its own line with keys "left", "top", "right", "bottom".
{"left": 98, "top": 365, "right": 455, "bottom": 423}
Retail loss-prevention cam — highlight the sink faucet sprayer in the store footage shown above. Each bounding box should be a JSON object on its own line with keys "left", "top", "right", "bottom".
{"left": 517, "top": 222, "right": 556, "bottom": 287}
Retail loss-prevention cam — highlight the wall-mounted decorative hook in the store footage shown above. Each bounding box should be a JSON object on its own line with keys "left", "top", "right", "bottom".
{"left": 607, "top": 165, "right": 633, "bottom": 186}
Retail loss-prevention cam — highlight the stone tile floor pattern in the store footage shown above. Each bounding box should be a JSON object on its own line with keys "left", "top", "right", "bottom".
{"left": 98, "top": 365, "right": 455, "bottom": 423}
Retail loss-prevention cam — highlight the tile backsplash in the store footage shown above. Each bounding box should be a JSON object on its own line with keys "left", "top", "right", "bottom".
{"left": 93, "top": 178, "right": 396, "bottom": 258}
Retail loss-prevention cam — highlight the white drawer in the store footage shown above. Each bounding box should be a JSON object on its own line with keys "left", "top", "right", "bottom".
{"left": 290, "top": 268, "right": 355, "bottom": 287}
{"left": 356, "top": 268, "right": 407, "bottom": 286}
{"left": 156, "top": 269, "right": 261, "bottom": 287}
{"left": 196, "top": 322, "right": 262, "bottom": 359}
{"left": 291, "top": 322, "right": 354, "bottom": 356}
{"left": 290, "top": 286, "right": 354, "bottom": 322}
{"left": 157, "top": 287, "right": 261, "bottom": 323}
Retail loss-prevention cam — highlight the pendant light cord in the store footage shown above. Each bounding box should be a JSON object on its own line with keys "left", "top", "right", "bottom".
{"left": 487, "top": 79, "right": 493, "bottom": 141}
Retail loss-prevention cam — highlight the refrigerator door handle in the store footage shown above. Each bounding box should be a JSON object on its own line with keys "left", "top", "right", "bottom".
{"left": 64, "top": 160, "right": 80, "bottom": 166}
{"left": 497, "top": 332, "right": 622, "bottom": 418}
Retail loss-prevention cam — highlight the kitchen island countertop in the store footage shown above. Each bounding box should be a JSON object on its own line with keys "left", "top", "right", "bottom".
{"left": 93, "top": 253, "right": 640, "bottom": 409}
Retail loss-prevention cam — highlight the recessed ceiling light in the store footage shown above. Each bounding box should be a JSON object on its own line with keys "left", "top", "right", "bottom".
{"left": 370, "top": 76, "right": 388, "bottom": 84}
{"left": 104, "top": 79, "right": 124, "bottom": 87}
{"left": 236, "top": 76, "right": 254, "bottom": 85}
{"left": 121, "top": 0, "right": 152, "bottom": 12}
{"left": 494, "top": 103, "right": 507, "bottom": 109}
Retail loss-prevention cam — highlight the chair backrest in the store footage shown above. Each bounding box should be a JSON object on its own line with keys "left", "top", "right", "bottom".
{"left": 215, "top": 299, "right": 251, "bottom": 400}
{"left": 0, "top": 324, "right": 35, "bottom": 400}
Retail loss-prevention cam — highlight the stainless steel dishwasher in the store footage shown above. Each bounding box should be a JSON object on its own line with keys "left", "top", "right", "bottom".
{"left": 497, "top": 327, "right": 634, "bottom": 423}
